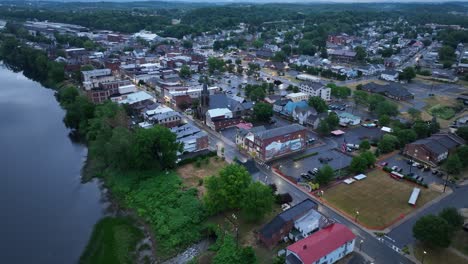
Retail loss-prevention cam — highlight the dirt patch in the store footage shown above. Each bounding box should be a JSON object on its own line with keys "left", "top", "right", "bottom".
{"left": 177, "top": 157, "right": 227, "bottom": 197}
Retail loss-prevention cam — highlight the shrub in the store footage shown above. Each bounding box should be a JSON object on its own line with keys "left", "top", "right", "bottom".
{"left": 383, "top": 166, "right": 392, "bottom": 172}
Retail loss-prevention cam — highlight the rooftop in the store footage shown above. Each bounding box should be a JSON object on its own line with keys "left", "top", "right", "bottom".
{"left": 287, "top": 223, "right": 356, "bottom": 264}
{"left": 255, "top": 124, "right": 306, "bottom": 141}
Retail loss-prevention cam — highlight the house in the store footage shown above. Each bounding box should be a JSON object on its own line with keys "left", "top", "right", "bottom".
{"left": 243, "top": 124, "right": 307, "bottom": 161}
{"left": 306, "top": 112, "right": 328, "bottom": 129}
{"left": 293, "top": 106, "right": 317, "bottom": 125}
{"left": 361, "top": 82, "right": 413, "bottom": 101}
{"left": 289, "top": 209, "right": 331, "bottom": 242}
{"left": 236, "top": 125, "right": 266, "bottom": 148}
{"left": 299, "top": 82, "right": 331, "bottom": 101}
{"left": 273, "top": 98, "right": 292, "bottom": 113}
{"left": 403, "top": 133, "right": 464, "bottom": 166}
{"left": 338, "top": 112, "right": 361, "bottom": 126}
{"left": 286, "top": 223, "right": 356, "bottom": 264}
{"left": 256, "top": 48, "right": 274, "bottom": 59}
{"left": 282, "top": 101, "right": 309, "bottom": 117}
{"left": 258, "top": 199, "right": 318, "bottom": 248}
{"left": 286, "top": 92, "right": 310, "bottom": 103}
{"left": 380, "top": 70, "right": 399, "bottom": 82}
{"left": 328, "top": 49, "right": 356, "bottom": 62}
{"left": 148, "top": 110, "right": 182, "bottom": 128}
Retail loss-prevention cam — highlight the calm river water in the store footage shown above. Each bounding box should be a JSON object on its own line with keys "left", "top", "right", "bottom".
{"left": 0, "top": 65, "right": 104, "bottom": 264}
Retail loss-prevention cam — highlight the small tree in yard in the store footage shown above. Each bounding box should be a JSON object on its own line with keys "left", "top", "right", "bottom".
{"left": 315, "top": 165, "right": 334, "bottom": 185}
{"left": 241, "top": 182, "right": 275, "bottom": 222}
{"left": 445, "top": 154, "right": 462, "bottom": 175}
{"left": 413, "top": 214, "right": 453, "bottom": 248}
{"left": 253, "top": 102, "right": 273, "bottom": 122}
{"left": 349, "top": 156, "right": 368, "bottom": 174}
{"left": 308, "top": 96, "right": 328, "bottom": 113}
{"left": 361, "top": 151, "right": 376, "bottom": 168}
{"left": 359, "top": 140, "right": 371, "bottom": 152}
{"left": 439, "top": 207, "right": 464, "bottom": 232}
{"left": 317, "top": 119, "right": 330, "bottom": 136}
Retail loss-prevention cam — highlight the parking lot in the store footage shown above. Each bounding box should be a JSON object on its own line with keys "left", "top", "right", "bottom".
{"left": 380, "top": 154, "right": 446, "bottom": 185}
{"left": 278, "top": 149, "right": 353, "bottom": 181}
{"left": 335, "top": 126, "right": 384, "bottom": 145}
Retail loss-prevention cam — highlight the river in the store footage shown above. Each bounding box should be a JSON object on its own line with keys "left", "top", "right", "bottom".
{"left": 0, "top": 65, "right": 104, "bottom": 264}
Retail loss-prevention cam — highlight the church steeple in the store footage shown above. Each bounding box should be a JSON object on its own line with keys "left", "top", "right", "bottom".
{"left": 200, "top": 77, "right": 210, "bottom": 108}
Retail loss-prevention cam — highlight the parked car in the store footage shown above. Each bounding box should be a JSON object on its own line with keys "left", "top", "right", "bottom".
{"left": 397, "top": 167, "right": 403, "bottom": 173}
{"left": 417, "top": 164, "right": 424, "bottom": 169}
{"left": 412, "top": 162, "right": 420, "bottom": 167}
{"left": 423, "top": 166, "right": 430, "bottom": 172}
{"left": 391, "top": 165, "right": 399, "bottom": 171}
{"left": 380, "top": 161, "right": 388, "bottom": 166}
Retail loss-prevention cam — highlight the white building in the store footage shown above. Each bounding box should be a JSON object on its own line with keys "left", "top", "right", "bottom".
{"left": 286, "top": 92, "right": 310, "bottom": 102}
{"left": 299, "top": 82, "right": 331, "bottom": 101}
{"left": 380, "top": 70, "right": 399, "bottom": 82}
{"left": 112, "top": 91, "right": 154, "bottom": 105}
{"left": 286, "top": 223, "right": 356, "bottom": 264}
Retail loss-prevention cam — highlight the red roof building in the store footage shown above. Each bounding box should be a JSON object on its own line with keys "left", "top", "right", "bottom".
{"left": 286, "top": 223, "right": 356, "bottom": 264}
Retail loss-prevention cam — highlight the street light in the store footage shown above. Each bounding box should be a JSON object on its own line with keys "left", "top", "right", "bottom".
{"left": 359, "top": 239, "right": 364, "bottom": 251}
{"left": 422, "top": 250, "right": 427, "bottom": 264}
{"left": 355, "top": 211, "right": 360, "bottom": 222}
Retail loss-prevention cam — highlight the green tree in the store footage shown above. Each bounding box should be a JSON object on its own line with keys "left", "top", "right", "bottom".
{"left": 368, "top": 94, "right": 385, "bottom": 111}
{"left": 445, "top": 154, "right": 462, "bottom": 175}
{"left": 253, "top": 102, "right": 273, "bottom": 122}
{"left": 354, "top": 46, "right": 367, "bottom": 61}
{"left": 412, "top": 120, "right": 430, "bottom": 139}
{"left": 361, "top": 151, "right": 376, "bottom": 168}
{"left": 438, "top": 45, "right": 456, "bottom": 63}
{"left": 315, "top": 165, "right": 334, "bottom": 185}
{"left": 349, "top": 156, "right": 368, "bottom": 174}
{"left": 57, "top": 85, "right": 79, "bottom": 106}
{"left": 326, "top": 112, "right": 340, "bottom": 130}
{"left": 213, "top": 235, "right": 257, "bottom": 264}
{"left": 272, "top": 51, "right": 286, "bottom": 62}
{"left": 413, "top": 214, "right": 452, "bottom": 248}
{"left": 408, "top": 108, "right": 421, "bottom": 121}
{"left": 456, "top": 126, "right": 468, "bottom": 141}
{"left": 179, "top": 65, "right": 192, "bottom": 79}
{"left": 182, "top": 40, "right": 193, "bottom": 49}
{"left": 83, "top": 40, "right": 95, "bottom": 50}
{"left": 241, "top": 182, "right": 274, "bottom": 222}
{"left": 378, "top": 134, "right": 399, "bottom": 153}
{"left": 328, "top": 83, "right": 351, "bottom": 99}
{"left": 353, "top": 90, "right": 369, "bottom": 106}
{"left": 131, "top": 126, "right": 183, "bottom": 171}
{"left": 394, "top": 129, "right": 417, "bottom": 145}
{"left": 252, "top": 39, "right": 264, "bottom": 49}
{"left": 317, "top": 119, "right": 330, "bottom": 136}
{"left": 379, "top": 115, "right": 391, "bottom": 127}
{"left": 308, "top": 96, "right": 328, "bottom": 113}
{"left": 456, "top": 145, "right": 468, "bottom": 168}
{"left": 359, "top": 140, "right": 371, "bottom": 152}
{"left": 439, "top": 207, "right": 464, "bottom": 232}
{"left": 376, "top": 101, "right": 398, "bottom": 117}
{"left": 399, "top": 67, "right": 416, "bottom": 82}
{"left": 208, "top": 57, "right": 226, "bottom": 74}
{"left": 249, "top": 87, "right": 266, "bottom": 102}
{"left": 204, "top": 164, "right": 252, "bottom": 214}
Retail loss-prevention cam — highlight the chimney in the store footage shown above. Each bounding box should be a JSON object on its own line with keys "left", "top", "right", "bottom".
{"left": 303, "top": 245, "right": 307, "bottom": 250}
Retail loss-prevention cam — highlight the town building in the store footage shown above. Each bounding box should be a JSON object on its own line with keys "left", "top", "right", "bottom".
{"left": 299, "top": 82, "right": 331, "bottom": 101}
{"left": 403, "top": 133, "right": 464, "bottom": 166}
{"left": 258, "top": 199, "right": 318, "bottom": 248}
{"left": 286, "top": 92, "right": 310, "bottom": 102}
{"left": 328, "top": 49, "right": 357, "bottom": 62}
{"left": 206, "top": 108, "right": 240, "bottom": 131}
{"left": 338, "top": 112, "right": 361, "bottom": 126}
{"left": 239, "top": 124, "right": 307, "bottom": 161}
{"left": 361, "top": 82, "right": 413, "bottom": 101}
{"left": 286, "top": 223, "right": 356, "bottom": 264}
{"left": 171, "top": 124, "right": 209, "bottom": 154}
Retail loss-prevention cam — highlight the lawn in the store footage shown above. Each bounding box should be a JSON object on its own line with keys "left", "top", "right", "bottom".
{"left": 428, "top": 104, "right": 456, "bottom": 120}
{"left": 414, "top": 242, "right": 468, "bottom": 264}
{"left": 322, "top": 170, "right": 441, "bottom": 228}
{"left": 80, "top": 217, "right": 144, "bottom": 264}
{"left": 177, "top": 156, "right": 227, "bottom": 197}
{"left": 452, "top": 230, "right": 468, "bottom": 256}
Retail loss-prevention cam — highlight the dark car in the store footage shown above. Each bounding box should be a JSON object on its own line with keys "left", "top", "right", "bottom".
{"left": 417, "top": 164, "right": 424, "bottom": 169}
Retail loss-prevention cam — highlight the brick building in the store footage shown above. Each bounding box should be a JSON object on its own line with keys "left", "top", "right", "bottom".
{"left": 239, "top": 124, "right": 307, "bottom": 161}
{"left": 403, "top": 133, "right": 464, "bottom": 166}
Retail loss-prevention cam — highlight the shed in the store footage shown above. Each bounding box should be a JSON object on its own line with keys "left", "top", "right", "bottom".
{"left": 344, "top": 179, "right": 355, "bottom": 184}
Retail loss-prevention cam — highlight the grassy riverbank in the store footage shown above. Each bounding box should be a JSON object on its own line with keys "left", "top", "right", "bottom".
{"left": 80, "top": 217, "right": 144, "bottom": 264}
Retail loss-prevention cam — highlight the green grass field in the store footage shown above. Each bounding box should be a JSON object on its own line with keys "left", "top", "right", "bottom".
{"left": 414, "top": 242, "right": 468, "bottom": 264}
{"left": 429, "top": 105, "right": 456, "bottom": 120}
{"left": 322, "top": 170, "right": 440, "bottom": 228}
{"left": 80, "top": 217, "right": 143, "bottom": 264}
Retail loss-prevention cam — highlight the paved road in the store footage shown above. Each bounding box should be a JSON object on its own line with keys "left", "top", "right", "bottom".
{"left": 388, "top": 184, "right": 468, "bottom": 248}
